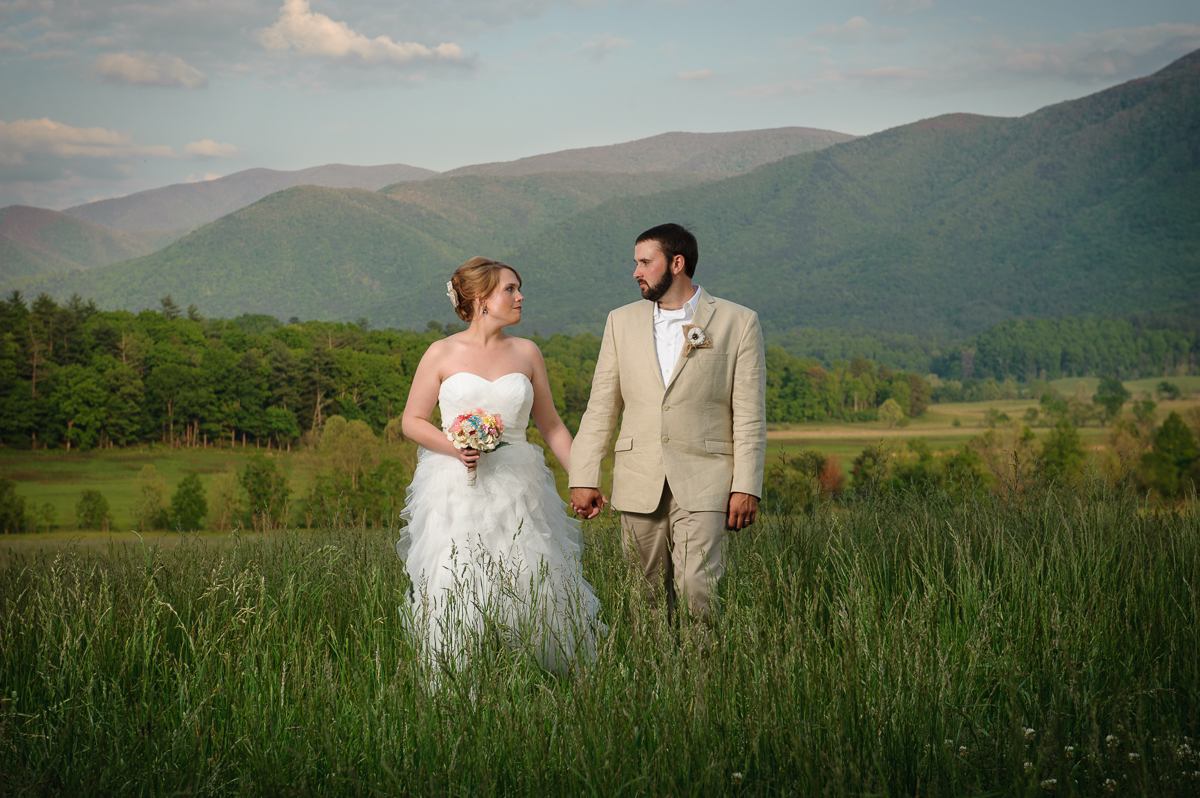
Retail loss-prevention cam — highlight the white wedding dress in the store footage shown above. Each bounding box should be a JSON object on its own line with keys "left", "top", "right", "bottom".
{"left": 396, "top": 372, "right": 604, "bottom": 675}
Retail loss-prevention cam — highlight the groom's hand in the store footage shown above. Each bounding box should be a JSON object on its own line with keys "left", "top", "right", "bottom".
{"left": 570, "top": 487, "right": 607, "bottom": 520}
{"left": 727, "top": 493, "right": 758, "bottom": 530}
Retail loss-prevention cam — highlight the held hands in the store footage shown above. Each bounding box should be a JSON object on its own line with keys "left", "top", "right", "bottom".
{"left": 570, "top": 487, "right": 609, "bottom": 520}
{"left": 727, "top": 492, "right": 758, "bottom": 531}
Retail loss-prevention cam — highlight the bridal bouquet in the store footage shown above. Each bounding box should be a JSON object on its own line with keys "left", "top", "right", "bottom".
{"left": 446, "top": 409, "right": 510, "bottom": 486}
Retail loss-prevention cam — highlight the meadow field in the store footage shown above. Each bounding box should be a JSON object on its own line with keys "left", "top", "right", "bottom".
{"left": 1, "top": 479, "right": 1197, "bottom": 796}
{"left": 765, "top": 387, "right": 1200, "bottom": 477}
{"left": 5, "top": 384, "right": 1197, "bottom": 539}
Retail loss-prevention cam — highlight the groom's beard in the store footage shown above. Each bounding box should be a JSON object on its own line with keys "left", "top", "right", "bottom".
{"left": 639, "top": 269, "right": 674, "bottom": 303}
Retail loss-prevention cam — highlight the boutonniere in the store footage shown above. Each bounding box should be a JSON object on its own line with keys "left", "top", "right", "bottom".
{"left": 683, "top": 324, "right": 712, "bottom": 354}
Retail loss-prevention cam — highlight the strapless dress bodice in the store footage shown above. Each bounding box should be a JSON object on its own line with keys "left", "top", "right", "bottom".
{"left": 438, "top": 372, "right": 533, "bottom": 444}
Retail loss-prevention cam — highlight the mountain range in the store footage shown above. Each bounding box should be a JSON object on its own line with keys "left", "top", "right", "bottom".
{"left": 441, "top": 127, "right": 855, "bottom": 177}
{"left": 3, "top": 52, "right": 1198, "bottom": 339}
{"left": 0, "top": 205, "right": 159, "bottom": 281}
{"left": 61, "top": 162, "right": 438, "bottom": 235}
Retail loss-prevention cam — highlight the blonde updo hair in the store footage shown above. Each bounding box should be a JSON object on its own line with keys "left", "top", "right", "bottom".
{"left": 449, "top": 257, "right": 522, "bottom": 322}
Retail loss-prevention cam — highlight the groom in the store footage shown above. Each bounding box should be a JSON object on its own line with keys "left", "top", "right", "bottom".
{"left": 569, "top": 223, "right": 766, "bottom": 621}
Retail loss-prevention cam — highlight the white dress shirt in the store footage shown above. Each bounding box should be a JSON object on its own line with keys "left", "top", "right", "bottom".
{"left": 652, "top": 286, "right": 702, "bottom": 387}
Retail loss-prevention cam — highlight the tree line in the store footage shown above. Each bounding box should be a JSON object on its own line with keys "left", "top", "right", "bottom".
{"left": 0, "top": 292, "right": 945, "bottom": 454}
{"left": 2, "top": 291, "right": 1196, "bottom": 458}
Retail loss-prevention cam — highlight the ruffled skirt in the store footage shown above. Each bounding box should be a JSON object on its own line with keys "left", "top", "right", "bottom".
{"left": 397, "top": 441, "right": 604, "bottom": 674}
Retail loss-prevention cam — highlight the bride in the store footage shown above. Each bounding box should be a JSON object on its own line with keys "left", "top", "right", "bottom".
{"left": 397, "top": 256, "right": 605, "bottom": 677}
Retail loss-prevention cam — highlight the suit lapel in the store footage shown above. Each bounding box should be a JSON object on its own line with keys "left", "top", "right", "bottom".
{"left": 665, "top": 288, "right": 716, "bottom": 392}
{"left": 632, "top": 300, "right": 665, "bottom": 390}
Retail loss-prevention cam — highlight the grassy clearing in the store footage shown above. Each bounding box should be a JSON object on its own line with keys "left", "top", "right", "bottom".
{"left": 1, "top": 481, "right": 1197, "bottom": 796}
{"left": 0, "top": 447, "right": 316, "bottom": 532}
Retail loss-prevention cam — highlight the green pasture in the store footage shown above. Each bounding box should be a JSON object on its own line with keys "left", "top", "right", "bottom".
{"left": 3, "top": 378, "right": 1196, "bottom": 534}
{"left": 0, "top": 446, "right": 316, "bottom": 532}
{"left": 1048, "top": 374, "right": 1200, "bottom": 398}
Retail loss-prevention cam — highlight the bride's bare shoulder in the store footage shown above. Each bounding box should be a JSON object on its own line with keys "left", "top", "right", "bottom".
{"left": 510, "top": 335, "right": 544, "bottom": 361}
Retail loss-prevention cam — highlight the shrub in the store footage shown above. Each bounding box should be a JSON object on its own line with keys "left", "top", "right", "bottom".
{"left": 207, "top": 469, "right": 244, "bottom": 532}
{"left": 170, "top": 473, "right": 207, "bottom": 531}
{"left": 241, "top": 454, "right": 290, "bottom": 531}
{"left": 75, "top": 490, "right": 110, "bottom": 531}
{"left": 0, "top": 478, "right": 28, "bottom": 534}
{"left": 878, "top": 398, "right": 904, "bottom": 428}
{"left": 1140, "top": 411, "right": 1200, "bottom": 499}
{"left": 133, "top": 465, "right": 170, "bottom": 531}
{"left": 1040, "top": 419, "right": 1086, "bottom": 479}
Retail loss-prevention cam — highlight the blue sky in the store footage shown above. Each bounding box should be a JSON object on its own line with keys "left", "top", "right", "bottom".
{"left": 2, "top": 0, "right": 1198, "bottom": 210}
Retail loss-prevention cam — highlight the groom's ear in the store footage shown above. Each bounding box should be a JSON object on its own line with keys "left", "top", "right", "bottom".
{"left": 670, "top": 254, "right": 687, "bottom": 275}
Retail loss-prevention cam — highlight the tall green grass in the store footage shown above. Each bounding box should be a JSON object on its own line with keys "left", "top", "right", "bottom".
{"left": 1, "top": 482, "right": 1197, "bottom": 795}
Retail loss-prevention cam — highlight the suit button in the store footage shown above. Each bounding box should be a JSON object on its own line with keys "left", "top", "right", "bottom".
{"left": 662, "top": 404, "right": 669, "bottom": 411}
{"left": 661, "top": 436, "right": 669, "bottom": 443}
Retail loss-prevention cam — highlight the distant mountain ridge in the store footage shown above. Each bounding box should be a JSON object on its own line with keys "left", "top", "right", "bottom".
{"left": 10, "top": 171, "right": 715, "bottom": 323}
{"left": 7, "top": 52, "right": 1198, "bottom": 337}
{"left": 506, "top": 49, "right": 1200, "bottom": 336}
{"left": 63, "top": 162, "right": 439, "bottom": 234}
{"left": 0, "top": 205, "right": 155, "bottom": 282}
{"left": 443, "top": 127, "right": 855, "bottom": 177}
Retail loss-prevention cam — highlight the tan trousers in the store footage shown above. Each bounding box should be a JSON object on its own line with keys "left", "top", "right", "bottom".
{"left": 620, "top": 483, "right": 726, "bottom": 621}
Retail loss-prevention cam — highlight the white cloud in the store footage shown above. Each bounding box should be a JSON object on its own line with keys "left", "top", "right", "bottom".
{"left": 0, "top": 118, "right": 240, "bottom": 185}
{"left": 578, "top": 32, "right": 631, "bottom": 62}
{"left": 658, "top": 41, "right": 683, "bottom": 57}
{"left": 182, "top": 139, "right": 241, "bottom": 158}
{"left": 92, "top": 52, "right": 209, "bottom": 88}
{"left": 0, "top": 36, "right": 26, "bottom": 52}
{"left": 0, "top": 118, "right": 173, "bottom": 171}
{"left": 677, "top": 69, "right": 713, "bottom": 81}
{"left": 258, "top": 0, "right": 470, "bottom": 69}
{"left": 184, "top": 172, "right": 223, "bottom": 183}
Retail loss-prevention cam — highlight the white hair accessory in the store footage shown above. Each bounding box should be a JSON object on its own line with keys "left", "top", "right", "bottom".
{"left": 446, "top": 280, "right": 457, "bottom": 306}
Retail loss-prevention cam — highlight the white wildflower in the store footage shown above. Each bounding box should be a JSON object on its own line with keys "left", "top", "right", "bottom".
{"left": 1024, "top": 727, "right": 1036, "bottom": 741}
{"left": 1041, "top": 778, "right": 1057, "bottom": 790}
{"left": 731, "top": 772, "right": 743, "bottom": 785}
{"left": 1128, "top": 752, "right": 1140, "bottom": 763}
{"left": 1064, "top": 745, "right": 1075, "bottom": 759}
{"left": 1024, "top": 761, "right": 1034, "bottom": 774}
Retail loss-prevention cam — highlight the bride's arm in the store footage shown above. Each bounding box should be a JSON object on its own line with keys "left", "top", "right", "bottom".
{"left": 526, "top": 342, "right": 573, "bottom": 472}
{"left": 401, "top": 342, "right": 478, "bottom": 468}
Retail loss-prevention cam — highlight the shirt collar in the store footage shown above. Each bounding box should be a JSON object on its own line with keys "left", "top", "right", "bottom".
{"left": 653, "top": 285, "right": 702, "bottom": 322}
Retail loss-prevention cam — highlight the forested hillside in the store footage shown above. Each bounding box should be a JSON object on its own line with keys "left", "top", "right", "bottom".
{"left": 11, "top": 172, "right": 714, "bottom": 325}
{"left": 0, "top": 206, "right": 155, "bottom": 282}
{"left": 443, "top": 127, "right": 854, "bottom": 177}
{"left": 510, "top": 50, "right": 1200, "bottom": 336}
{"left": 770, "top": 316, "right": 1200, "bottom": 381}
{"left": 62, "top": 162, "right": 438, "bottom": 234}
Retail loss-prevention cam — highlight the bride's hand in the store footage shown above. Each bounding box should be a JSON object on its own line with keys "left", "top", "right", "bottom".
{"left": 454, "top": 447, "right": 481, "bottom": 469}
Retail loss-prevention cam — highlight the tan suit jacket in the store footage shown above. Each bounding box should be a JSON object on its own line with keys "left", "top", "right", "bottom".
{"left": 569, "top": 288, "right": 767, "bottom": 514}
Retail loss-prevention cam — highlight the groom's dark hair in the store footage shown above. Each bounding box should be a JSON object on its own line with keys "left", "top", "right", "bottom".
{"left": 636, "top": 223, "right": 698, "bottom": 278}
